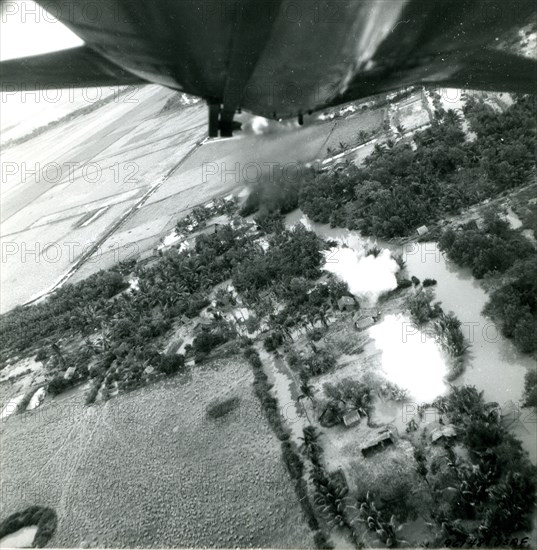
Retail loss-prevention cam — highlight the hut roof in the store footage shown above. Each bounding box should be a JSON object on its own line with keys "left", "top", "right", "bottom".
{"left": 63, "top": 366, "right": 76, "bottom": 380}
{"left": 338, "top": 296, "right": 356, "bottom": 307}
{"left": 342, "top": 410, "right": 361, "bottom": 427}
{"left": 416, "top": 225, "right": 429, "bottom": 236}
{"left": 361, "top": 429, "right": 396, "bottom": 455}
{"left": 431, "top": 424, "right": 457, "bottom": 443}
{"left": 355, "top": 317, "right": 375, "bottom": 331}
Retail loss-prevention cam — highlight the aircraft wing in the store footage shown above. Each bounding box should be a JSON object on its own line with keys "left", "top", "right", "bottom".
{"left": 0, "top": 0, "right": 535, "bottom": 136}
{"left": 328, "top": 49, "right": 537, "bottom": 109}
{"left": 0, "top": 46, "right": 146, "bottom": 90}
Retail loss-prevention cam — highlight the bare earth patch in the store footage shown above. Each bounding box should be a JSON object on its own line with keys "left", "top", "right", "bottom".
{"left": 0, "top": 357, "right": 314, "bottom": 548}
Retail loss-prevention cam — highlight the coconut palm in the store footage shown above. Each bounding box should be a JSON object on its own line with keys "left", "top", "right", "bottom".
{"left": 352, "top": 492, "right": 406, "bottom": 548}
{"left": 299, "top": 425, "right": 323, "bottom": 464}
{"left": 312, "top": 468, "right": 349, "bottom": 528}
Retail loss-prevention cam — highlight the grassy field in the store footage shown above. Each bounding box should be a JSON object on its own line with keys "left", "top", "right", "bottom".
{"left": 0, "top": 357, "right": 314, "bottom": 548}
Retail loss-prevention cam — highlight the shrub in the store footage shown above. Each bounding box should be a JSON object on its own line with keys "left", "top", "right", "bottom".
{"left": 47, "top": 374, "right": 73, "bottom": 396}
{"left": 35, "top": 348, "right": 48, "bottom": 362}
{"left": 407, "top": 289, "right": 442, "bottom": 325}
{"left": 264, "top": 331, "right": 284, "bottom": 352}
{"left": 281, "top": 440, "right": 304, "bottom": 479}
{"left": 159, "top": 353, "right": 185, "bottom": 375}
{"left": 307, "top": 327, "right": 326, "bottom": 342}
{"left": 396, "top": 278, "right": 412, "bottom": 289}
{"left": 313, "top": 530, "right": 334, "bottom": 550}
{"left": 523, "top": 370, "right": 537, "bottom": 409}
{"left": 302, "top": 349, "right": 336, "bottom": 378}
{"left": 366, "top": 245, "right": 382, "bottom": 258}
{"left": 423, "top": 278, "right": 437, "bottom": 287}
{"left": 206, "top": 396, "right": 241, "bottom": 419}
{"left": 85, "top": 378, "right": 102, "bottom": 406}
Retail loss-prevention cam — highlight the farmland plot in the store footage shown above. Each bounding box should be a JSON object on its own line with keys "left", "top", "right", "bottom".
{"left": 0, "top": 357, "right": 314, "bottom": 548}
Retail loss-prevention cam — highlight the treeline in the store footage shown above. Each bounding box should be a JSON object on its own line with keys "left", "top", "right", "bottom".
{"left": 241, "top": 96, "right": 536, "bottom": 239}
{"left": 244, "top": 348, "right": 332, "bottom": 549}
{"left": 0, "top": 270, "right": 129, "bottom": 360}
{"left": 1, "top": 224, "right": 257, "bottom": 395}
{"left": 484, "top": 259, "right": 537, "bottom": 354}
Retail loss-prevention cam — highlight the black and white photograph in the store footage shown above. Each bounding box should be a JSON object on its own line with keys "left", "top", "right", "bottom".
{"left": 0, "top": 1, "right": 536, "bottom": 548}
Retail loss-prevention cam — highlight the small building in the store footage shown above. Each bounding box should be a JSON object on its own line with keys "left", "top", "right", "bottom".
{"left": 359, "top": 308, "right": 380, "bottom": 319}
{"left": 431, "top": 424, "right": 457, "bottom": 444}
{"left": 361, "top": 430, "right": 396, "bottom": 457}
{"left": 342, "top": 410, "right": 361, "bottom": 428}
{"left": 194, "top": 317, "right": 214, "bottom": 330}
{"left": 355, "top": 317, "right": 375, "bottom": 331}
{"left": 337, "top": 296, "right": 358, "bottom": 311}
{"left": 500, "top": 400, "right": 519, "bottom": 429}
{"left": 63, "top": 367, "right": 76, "bottom": 380}
{"left": 195, "top": 223, "right": 220, "bottom": 237}
{"left": 416, "top": 225, "right": 429, "bottom": 236}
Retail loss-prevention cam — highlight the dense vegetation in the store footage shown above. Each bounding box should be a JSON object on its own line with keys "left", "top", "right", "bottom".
{"left": 439, "top": 213, "right": 536, "bottom": 355}
{"left": 433, "top": 386, "right": 536, "bottom": 545}
{"left": 242, "top": 96, "right": 536, "bottom": 239}
{"left": 0, "top": 506, "right": 57, "bottom": 548}
{"left": 0, "top": 216, "right": 334, "bottom": 401}
{"left": 483, "top": 258, "right": 537, "bottom": 354}
{"left": 523, "top": 370, "right": 537, "bottom": 409}
{"left": 405, "top": 289, "right": 468, "bottom": 379}
{"left": 439, "top": 212, "right": 534, "bottom": 279}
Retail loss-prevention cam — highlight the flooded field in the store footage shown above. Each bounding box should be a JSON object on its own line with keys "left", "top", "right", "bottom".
{"left": 285, "top": 211, "right": 537, "bottom": 462}
{"left": 404, "top": 242, "right": 537, "bottom": 462}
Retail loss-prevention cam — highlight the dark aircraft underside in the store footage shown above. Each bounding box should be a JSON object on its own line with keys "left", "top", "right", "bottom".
{"left": 1, "top": 0, "right": 536, "bottom": 137}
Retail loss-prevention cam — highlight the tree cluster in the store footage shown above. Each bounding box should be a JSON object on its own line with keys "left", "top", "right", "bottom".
{"left": 433, "top": 386, "right": 536, "bottom": 543}
{"left": 439, "top": 212, "right": 534, "bottom": 279}
{"left": 241, "top": 97, "right": 535, "bottom": 239}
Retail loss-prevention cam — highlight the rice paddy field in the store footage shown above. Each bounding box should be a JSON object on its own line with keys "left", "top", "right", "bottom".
{"left": 0, "top": 357, "right": 314, "bottom": 548}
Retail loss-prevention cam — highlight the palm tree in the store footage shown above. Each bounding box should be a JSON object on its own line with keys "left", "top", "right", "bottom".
{"left": 351, "top": 492, "right": 406, "bottom": 548}
{"left": 299, "top": 425, "right": 323, "bottom": 464}
{"left": 444, "top": 109, "right": 461, "bottom": 126}
{"left": 312, "top": 469, "right": 349, "bottom": 528}
{"left": 50, "top": 341, "right": 66, "bottom": 369}
{"left": 298, "top": 380, "right": 316, "bottom": 402}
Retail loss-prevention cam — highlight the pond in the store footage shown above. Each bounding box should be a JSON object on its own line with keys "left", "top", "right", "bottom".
{"left": 0, "top": 526, "right": 38, "bottom": 548}
{"left": 27, "top": 387, "right": 46, "bottom": 411}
